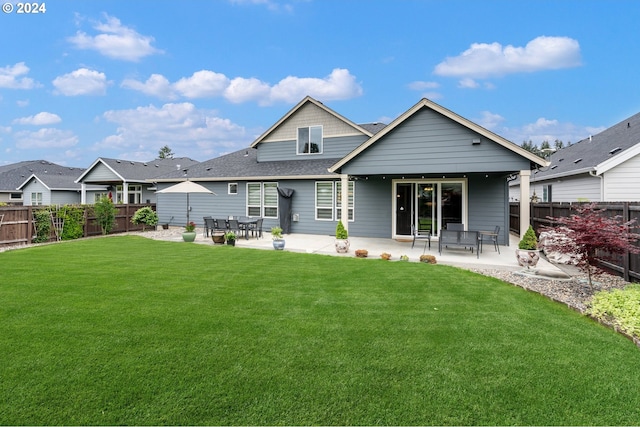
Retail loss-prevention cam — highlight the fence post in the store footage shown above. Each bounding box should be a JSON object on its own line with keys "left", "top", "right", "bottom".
{"left": 623, "top": 202, "right": 631, "bottom": 282}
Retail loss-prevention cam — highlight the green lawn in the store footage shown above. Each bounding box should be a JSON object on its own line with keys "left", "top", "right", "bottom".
{"left": 2, "top": 236, "right": 640, "bottom": 425}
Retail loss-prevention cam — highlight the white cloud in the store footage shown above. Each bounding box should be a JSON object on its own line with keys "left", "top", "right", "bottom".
{"left": 121, "top": 74, "right": 175, "bottom": 99}
{"left": 14, "top": 128, "right": 79, "bottom": 149}
{"left": 174, "top": 70, "right": 230, "bottom": 99}
{"left": 98, "top": 102, "right": 247, "bottom": 160}
{"left": 13, "top": 112, "right": 62, "bottom": 126}
{"left": 122, "top": 68, "right": 363, "bottom": 105}
{"left": 68, "top": 14, "right": 163, "bottom": 61}
{"left": 0, "top": 62, "right": 40, "bottom": 89}
{"left": 474, "top": 111, "right": 505, "bottom": 130}
{"left": 53, "top": 68, "right": 109, "bottom": 96}
{"left": 434, "top": 36, "right": 581, "bottom": 79}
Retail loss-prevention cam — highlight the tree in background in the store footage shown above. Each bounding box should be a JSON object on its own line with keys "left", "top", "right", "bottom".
{"left": 158, "top": 145, "right": 174, "bottom": 159}
{"left": 93, "top": 196, "right": 117, "bottom": 235}
{"left": 543, "top": 203, "right": 640, "bottom": 290}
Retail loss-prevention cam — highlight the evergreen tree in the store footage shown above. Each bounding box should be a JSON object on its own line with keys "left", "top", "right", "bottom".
{"left": 158, "top": 145, "right": 174, "bottom": 159}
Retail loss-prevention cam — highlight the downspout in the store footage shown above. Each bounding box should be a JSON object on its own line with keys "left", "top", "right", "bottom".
{"left": 589, "top": 169, "right": 604, "bottom": 200}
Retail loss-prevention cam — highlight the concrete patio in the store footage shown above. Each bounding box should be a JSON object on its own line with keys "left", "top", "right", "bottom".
{"left": 160, "top": 228, "right": 566, "bottom": 275}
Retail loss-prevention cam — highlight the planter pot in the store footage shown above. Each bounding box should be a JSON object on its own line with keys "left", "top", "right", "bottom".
{"left": 162, "top": 223, "right": 169, "bottom": 230}
{"left": 211, "top": 231, "right": 225, "bottom": 244}
{"left": 182, "top": 231, "right": 196, "bottom": 242}
{"left": 227, "top": 239, "right": 236, "bottom": 246}
{"left": 516, "top": 248, "right": 540, "bottom": 268}
{"left": 335, "top": 239, "right": 350, "bottom": 253}
{"left": 273, "top": 239, "right": 285, "bottom": 250}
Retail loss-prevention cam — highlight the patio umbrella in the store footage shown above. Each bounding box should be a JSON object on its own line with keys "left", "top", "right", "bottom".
{"left": 156, "top": 180, "right": 216, "bottom": 224}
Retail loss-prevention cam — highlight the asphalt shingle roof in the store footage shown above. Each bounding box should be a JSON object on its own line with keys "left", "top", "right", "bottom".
{"left": 0, "top": 160, "right": 85, "bottom": 192}
{"left": 95, "top": 157, "right": 200, "bottom": 182}
{"left": 534, "top": 111, "right": 640, "bottom": 180}
{"left": 155, "top": 148, "right": 340, "bottom": 181}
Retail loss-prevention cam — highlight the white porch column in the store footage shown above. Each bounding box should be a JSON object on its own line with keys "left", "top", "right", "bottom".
{"left": 122, "top": 182, "right": 129, "bottom": 204}
{"left": 519, "top": 170, "right": 531, "bottom": 240}
{"left": 340, "top": 174, "right": 349, "bottom": 232}
{"left": 80, "top": 182, "right": 86, "bottom": 204}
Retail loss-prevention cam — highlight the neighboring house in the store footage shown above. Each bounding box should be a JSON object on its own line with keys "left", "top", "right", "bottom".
{"left": 154, "top": 96, "right": 546, "bottom": 243}
{"left": 0, "top": 160, "right": 86, "bottom": 206}
{"left": 510, "top": 111, "right": 640, "bottom": 202}
{"left": 76, "top": 157, "right": 199, "bottom": 205}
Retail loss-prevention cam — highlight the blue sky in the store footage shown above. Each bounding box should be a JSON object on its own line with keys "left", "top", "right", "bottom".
{"left": 1, "top": 0, "right": 639, "bottom": 167}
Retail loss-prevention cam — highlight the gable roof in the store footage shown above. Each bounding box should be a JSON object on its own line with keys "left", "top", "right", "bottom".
{"left": 530, "top": 111, "right": 640, "bottom": 181}
{"left": 329, "top": 98, "right": 548, "bottom": 173}
{"left": 76, "top": 157, "right": 200, "bottom": 183}
{"left": 0, "top": 160, "right": 85, "bottom": 192}
{"left": 154, "top": 148, "right": 339, "bottom": 182}
{"left": 250, "top": 96, "right": 374, "bottom": 148}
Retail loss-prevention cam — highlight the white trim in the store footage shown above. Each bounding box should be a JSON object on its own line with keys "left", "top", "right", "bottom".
{"left": 391, "top": 178, "right": 468, "bottom": 239}
{"left": 596, "top": 142, "right": 640, "bottom": 175}
{"left": 228, "top": 183, "right": 238, "bottom": 195}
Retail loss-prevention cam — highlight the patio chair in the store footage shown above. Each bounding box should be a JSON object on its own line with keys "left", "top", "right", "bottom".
{"left": 480, "top": 225, "right": 500, "bottom": 253}
{"left": 248, "top": 218, "right": 264, "bottom": 239}
{"left": 411, "top": 224, "right": 431, "bottom": 252}
{"left": 227, "top": 218, "right": 243, "bottom": 238}
{"left": 214, "top": 219, "right": 227, "bottom": 231}
{"left": 203, "top": 216, "right": 215, "bottom": 237}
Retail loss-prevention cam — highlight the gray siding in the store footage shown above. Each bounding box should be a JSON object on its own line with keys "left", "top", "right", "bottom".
{"left": 342, "top": 108, "right": 530, "bottom": 175}
{"left": 22, "top": 180, "right": 50, "bottom": 205}
{"left": 467, "top": 174, "right": 508, "bottom": 245}
{"left": 84, "top": 163, "right": 120, "bottom": 181}
{"left": 51, "top": 191, "right": 81, "bottom": 206}
{"left": 257, "top": 135, "right": 367, "bottom": 162}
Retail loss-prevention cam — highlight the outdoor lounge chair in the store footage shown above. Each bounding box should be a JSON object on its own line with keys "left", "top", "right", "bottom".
{"left": 203, "top": 216, "right": 215, "bottom": 237}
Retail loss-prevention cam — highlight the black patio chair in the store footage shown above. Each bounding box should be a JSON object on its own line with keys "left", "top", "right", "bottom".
{"left": 411, "top": 224, "right": 431, "bottom": 252}
{"left": 248, "top": 218, "right": 264, "bottom": 239}
{"left": 203, "top": 216, "right": 215, "bottom": 237}
{"left": 480, "top": 225, "right": 500, "bottom": 253}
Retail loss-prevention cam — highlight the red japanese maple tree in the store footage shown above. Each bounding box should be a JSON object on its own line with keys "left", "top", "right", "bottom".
{"left": 543, "top": 203, "right": 640, "bottom": 289}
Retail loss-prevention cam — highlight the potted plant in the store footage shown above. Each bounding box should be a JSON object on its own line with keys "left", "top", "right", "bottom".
{"left": 516, "top": 225, "right": 540, "bottom": 268}
{"left": 271, "top": 226, "right": 285, "bottom": 250}
{"left": 224, "top": 231, "right": 236, "bottom": 246}
{"left": 182, "top": 221, "right": 197, "bottom": 242}
{"left": 335, "top": 220, "right": 349, "bottom": 253}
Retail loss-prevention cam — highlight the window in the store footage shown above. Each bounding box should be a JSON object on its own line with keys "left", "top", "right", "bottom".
{"left": 10, "top": 193, "right": 22, "bottom": 201}
{"left": 116, "top": 185, "right": 142, "bottom": 204}
{"left": 31, "top": 192, "right": 43, "bottom": 206}
{"left": 315, "top": 181, "right": 355, "bottom": 221}
{"left": 297, "top": 125, "right": 322, "bottom": 155}
{"left": 228, "top": 183, "right": 238, "bottom": 195}
{"left": 246, "top": 182, "right": 278, "bottom": 218}
{"left": 542, "top": 185, "right": 552, "bottom": 202}
{"left": 336, "top": 181, "right": 355, "bottom": 221}
{"left": 94, "top": 193, "right": 108, "bottom": 202}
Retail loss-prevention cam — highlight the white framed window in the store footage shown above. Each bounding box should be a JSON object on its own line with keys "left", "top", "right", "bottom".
{"left": 246, "top": 182, "right": 278, "bottom": 218}
{"left": 315, "top": 181, "right": 355, "bottom": 221}
{"left": 31, "top": 192, "right": 43, "bottom": 206}
{"left": 542, "top": 185, "right": 552, "bottom": 202}
{"left": 297, "top": 125, "right": 322, "bottom": 155}
{"left": 10, "top": 193, "right": 22, "bottom": 201}
{"left": 228, "top": 183, "right": 238, "bottom": 195}
{"left": 116, "top": 185, "right": 142, "bottom": 204}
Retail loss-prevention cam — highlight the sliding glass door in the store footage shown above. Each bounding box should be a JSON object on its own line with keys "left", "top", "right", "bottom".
{"left": 394, "top": 181, "right": 464, "bottom": 237}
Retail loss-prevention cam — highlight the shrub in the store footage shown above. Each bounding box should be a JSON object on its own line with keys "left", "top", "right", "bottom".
{"left": 131, "top": 206, "right": 158, "bottom": 231}
{"left": 59, "top": 205, "right": 84, "bottom": 240}
{"left": 271, "top": 226, "right": 283, "bottom": 240}
{"left": 355, "top": 249, "right": 368, "bottom": 258}
{"left": 380, "top": 252, "right": 391, "bottom": 260}
{"left": 518, "top": 225, "right": 538, "bottom": 250}
{"left": 32, "top": 209, "right": 51, "bottom": 243}
{"left": 587, "top": 284, "right": 640, "bottom": 339}
{"left": 336, "top": 220, "right": 348, "bottom": 239}
{"left": 420, "top": 254, "right": 437, "bottom": 264}
{"left": 93, "top": 196, "right": 117, "bottom": 235}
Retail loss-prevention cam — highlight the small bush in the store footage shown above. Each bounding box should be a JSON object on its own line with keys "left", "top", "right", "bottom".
{"left": 59, "top": 205, "right": 84, "bottom": 240}
{"left": 336, "top": 220, "right": 348, "bottom": 239}
{"left": 587, "top": 284, "right": 640, "bottom": 338}
{"left": 420, "top": 254, "right": 437, "bottom": 264}
{"left": 518, "top": 225, "right": 538, "bottom": 250}
{"left": 131, "top": 206, "right": 158, "bottom": 231}
{"left": 355, "top": 249, "right": 368, "bottom": 258}
{"left": 32, "top": 209, "right": 51, "bottom": 243}
{"left": 380, "top": 252, "right": 391, "bottom": 260}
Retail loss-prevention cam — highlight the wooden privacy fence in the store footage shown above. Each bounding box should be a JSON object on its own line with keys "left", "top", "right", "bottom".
{"left": 510, "top": 202, "right": 640, "bottom": 282}
{"left": 0, "top": 204, "right": 156, "bottom": 248}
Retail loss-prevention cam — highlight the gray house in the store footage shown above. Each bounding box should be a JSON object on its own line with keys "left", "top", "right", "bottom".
{"left": 76, "top": 157, "right": 199, "bottom": 205}
{"left": 154, "top": 97, "right": 546, "bottom": 243}
{"left": 0, "top": 160, "right": 86, "bottom": 206}
{"left": 510, "top": 111, "right": 640, "bottom": 203}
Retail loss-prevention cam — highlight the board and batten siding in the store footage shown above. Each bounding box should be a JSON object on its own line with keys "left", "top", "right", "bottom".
{"left": 342, "top": 108, "right": 530, "bottom": 176}
{"left": 603, "top": 155, "right": 640, "bottom": 201}
{"left": 257, "top": 135, "right": 368, "bottom": 162}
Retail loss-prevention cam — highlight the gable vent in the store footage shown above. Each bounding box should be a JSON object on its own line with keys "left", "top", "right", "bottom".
{"left": 609, "top": 147, "right": 622, "bottom": 155}
{"left": 574, "top": 158, "right": 582, "bottom": 164}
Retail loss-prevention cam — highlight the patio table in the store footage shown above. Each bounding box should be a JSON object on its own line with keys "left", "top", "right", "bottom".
{"left": 237, "top": 217, "right": 260, "bottom": 239}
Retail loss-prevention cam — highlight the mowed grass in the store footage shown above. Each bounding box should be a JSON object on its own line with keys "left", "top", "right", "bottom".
{"left": 2, "top": 236, "right": 640, "bottom": 426}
